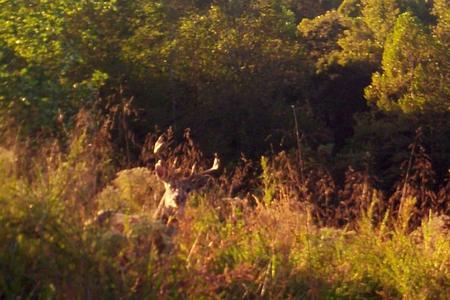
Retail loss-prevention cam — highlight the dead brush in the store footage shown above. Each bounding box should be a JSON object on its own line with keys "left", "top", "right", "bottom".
{"left": 258, "top": 128, "right": 446, "bottom": 231}
{"left": 436, "top": 174, "right": 450, "bottom": 215}
{"left": 221, "top": 154, "right": 258, "bottom": 199}
{"left": 259, "top": 151, "right": 304, "bottom": 205}
{"left": 3, "top": 109, "right": 115, "bottom": 221}
{"left": 303, "top": 167, "right": 337, "bottom": 226}
{"left": 172, "top": 185, "right": 311, "bottom": 299}
{"left": 389, "top": 129, "right": 443, "bottom": 230}
{"left": 243, "top": 200, "right": 311, "bottom": 298}
{"left": 258, "top": 151, "right": 339, "bottom": 226}
{"left": 62, "top": 110, "right": 114, "bottom": 211}
{"left": 336, "top": 166, "right": 384, "bottom": 227}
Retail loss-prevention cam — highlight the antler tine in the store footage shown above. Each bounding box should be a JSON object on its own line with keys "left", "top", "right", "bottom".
{"left": 190, "top": 162, "right": 197, "bottom": 176}
{"left": 153, "top": 134, "right": 165, "bottom": 154}
{"left": 199, "top": 154, "right": 220, "bottom": 176}
{"left": 172, "top": 157, "right": 179, "bottom": 168}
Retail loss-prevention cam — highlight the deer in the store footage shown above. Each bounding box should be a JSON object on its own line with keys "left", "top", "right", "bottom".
{"left": 153, "top": 152, "right": 220, "bottom": 224}
{"left": 88, "top": 132, "right": 220, "bottom": 238}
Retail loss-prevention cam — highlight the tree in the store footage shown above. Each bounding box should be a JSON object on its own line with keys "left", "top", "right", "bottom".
{"left": 365, "top": 12, "right": 449, "bottom": 113}
{"left": 342, "top": 9, "right": 449, "bottom": 185}
{"left": 333, "top": 0, "right": 400, "bottom": 67}
{"left": 298, "top": 10, "right": 370, "bottom": 153}
{"left": 298, "top": 10, "right": 349, "bottom": 70}
{"left": 0, "top": 0, "right": 110, "bottom": 132}
{"left": 163, "top": 3, "right": 310, "bottom": 157}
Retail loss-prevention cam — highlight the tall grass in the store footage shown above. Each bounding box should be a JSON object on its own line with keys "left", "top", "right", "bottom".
{"left": 0, "top": 113, "right": 448, "bottom": 299}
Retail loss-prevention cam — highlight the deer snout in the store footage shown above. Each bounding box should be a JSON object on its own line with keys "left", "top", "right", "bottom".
{"left": 163, "top": 188, "right": 187, "bottom": 209}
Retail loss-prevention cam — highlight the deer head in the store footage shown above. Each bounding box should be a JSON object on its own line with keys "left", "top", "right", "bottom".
{"left": 152, "top": 134, "right": 220, "bottom": 223}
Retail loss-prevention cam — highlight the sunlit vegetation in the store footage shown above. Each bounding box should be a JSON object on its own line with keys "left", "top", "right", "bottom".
{"left": 0, "top": 119, "right": 449, "bottom": 298}
{"left": 0, "top": 0, "right": 449, "bottom": 298}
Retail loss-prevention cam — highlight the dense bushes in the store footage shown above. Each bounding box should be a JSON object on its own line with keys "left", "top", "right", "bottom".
{"left": 0, "top": 120, "right": 448, "bottom": 298}
{"left": 0, "top": 0, "right": 449, "bottom": 297}
{"left": 1, "top": 0, "right": 448, "bottom": 179}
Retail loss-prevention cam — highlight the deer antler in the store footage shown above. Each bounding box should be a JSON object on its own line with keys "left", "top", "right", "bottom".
{"left": 153, "top": 130, "right": 221, "bottom": 224}
{"left": 199, "top": 154, "right": 220, "bottom": 176}
{"left": 190, "top": 162, "right": 198, "bottom": 176}
{"left": 153, "top": 134, "right": 165, "bottom": 154}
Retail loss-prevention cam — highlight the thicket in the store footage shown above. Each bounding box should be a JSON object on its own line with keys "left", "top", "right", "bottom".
{"left": 0, "top": 117, "right": 449, "bottom": 298}
{"left": 1, "top": 0, "right": 449, "bottom": 186}
{"left": 0, "top": 0, "right": 449, "bottom": 298}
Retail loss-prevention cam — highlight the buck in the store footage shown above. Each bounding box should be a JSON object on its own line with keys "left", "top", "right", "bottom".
{"left": 91, "top": 133, "right": 220, "bottom": 231}
{"left": 153, "top": 155, "right": 220, "bottom": 223}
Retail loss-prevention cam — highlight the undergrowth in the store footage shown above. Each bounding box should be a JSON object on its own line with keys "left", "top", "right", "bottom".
{"left": 0, "top": 113, "right": 449, "bottom": 299}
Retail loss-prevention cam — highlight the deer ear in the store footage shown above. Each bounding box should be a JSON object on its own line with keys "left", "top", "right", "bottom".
{"left": 155, "top": 160, "right": 168, "bottom": 181}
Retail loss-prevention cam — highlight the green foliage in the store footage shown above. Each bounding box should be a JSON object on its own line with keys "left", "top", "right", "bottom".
{"left": 331, "top": 0, "right": 400, "bottom": 67}
{"left": 433, "top": 0, "right": 450, "bottom": 40}
{"left": 0, "top": 0, "right": 447, "bottom": 178}
{"left": 0, "top": 0, "right": 111, "bottom": 132}
{"left": 0, "top": 0, "right": 313, "bottom": 156}
{"left": 0, "top": 0, "right": 449, "bottom": 297}
{"left": 298, "top": 10, "right": 349, "bottom": 71}
{"left": 260, "top": 156, "right": 277, "bottom": 206}
{"left": 157, "top": 3, "right": 310, "bottom": 156}
{"left": 96, "top": 167, "right": 164, "bottom": 213}
{"left": 397, "top": 0, "right": 434, "bottom": 24}
{"left": 338, "top": 0, "right": 363, "bottom": 17}
{"left": 280, "top": 0, "right": 341, "bottom": 20}
{"left": 365, "top": 12, "right": 449, "bottom": 113}
{"left": 361, "top": 0, "right": 400, "bottom": 44}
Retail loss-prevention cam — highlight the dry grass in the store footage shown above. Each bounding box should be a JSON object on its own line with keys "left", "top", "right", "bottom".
{"left": 0, "top": 112, "right": 449, "bottom": 299}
